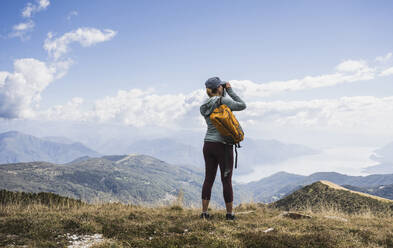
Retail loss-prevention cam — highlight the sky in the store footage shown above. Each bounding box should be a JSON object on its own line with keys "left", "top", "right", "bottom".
{"left": 1, "top": 0, "right": 393, "bottom": 180}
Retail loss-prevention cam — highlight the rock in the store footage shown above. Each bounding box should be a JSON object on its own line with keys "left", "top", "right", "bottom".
{"left": 236, "top": 211, "right": 255, "bottom": 215}
{"left": 263, "top": 227, "right": 274, "bottom": 233}
{"left": 281, "top": 211, "right": 312, "bottom": 219}
{"left": 324, "top": 215, "right": 348, "bottom": 222}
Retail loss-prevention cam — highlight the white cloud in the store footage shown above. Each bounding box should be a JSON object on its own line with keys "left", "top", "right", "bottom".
{"left": 8, "top": 0, "right": 50, "bottom": 40}
{"left": 240, "top": 96, "right": 393, "bottom": 131}
{"left": 22, "top": 0, "right": 50, "bottom": 18}
{"left": 9, "top": 20, "right": 35, "bottom": 40}
{"left": 39, "top": 0, "right": 50, "bottom": 9}
{"left": 12, "top": 21, "right": 35, "bottom": 31}
{"left": 230, "top": 61, "right": 375, "bottom": 98}
{"left": 375, "top": 52, "right": 392, "bottom": 63}
{"left": 0, "top": 56, "right": 74, "bottom": 120}
{"left": 51, "top": 59, "right": 73, "bottom": 79}
{"left": 39, "top": 97, "right": 86, "bottom": 121}
{"left": 0, "top": 58, "right": 55, "bottom": 119}
{"left": 1, "top": 26, "right": 116, "bottom": 120}
{"left": 35, "top": 84, "right": 393, "bottom": 136}
{"left": 44, "top": 28, "right": 117, "bottom": 60}
{"left": 22, "top": 3, "right": 34, "bottom": 18}
{"left": 12, "top": 52, "right": 393, "bottom": 139}
{"left": 0, "top": 72, "right": 9, "bottom": 87}
{"left": 380, "top": 67, "right": 393, "bottom": 77}
{"left": 335, "top": 59, "right": 369, "bottom": 72}
{"left": 38, "top": 88, "right": 206, "bottom": 128}
{"left": 67, "top": 10, "right": 78, "bottom": 21}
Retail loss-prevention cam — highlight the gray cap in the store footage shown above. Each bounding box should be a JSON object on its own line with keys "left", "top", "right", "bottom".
{"left": 205, "top": 77, "right": 226, "bottom": 89}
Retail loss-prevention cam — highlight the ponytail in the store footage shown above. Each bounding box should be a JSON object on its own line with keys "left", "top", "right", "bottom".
{"left": 206, "top": 87, "right": 218, "bottom": 97}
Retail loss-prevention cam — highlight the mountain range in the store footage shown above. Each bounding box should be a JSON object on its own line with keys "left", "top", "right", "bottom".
{"left": 1, "top": 130, "right": 393, "bottom": 207}
{"left": 0, "top": 130, "right": 320, "bottom": 175}
{"left": 2, "top": 151, "right": 393, "bottom": 208}
{"left": 341, "top": 183, "right": 393, "bottom": 200}
{"left": 0, "top": 154, "right": 253, "bottom": 208}
{"left": 239, "top": 171, "right": 393, "bottom": 203}
{"left": 0, "top": 130, "right": 101, "bottom": 164}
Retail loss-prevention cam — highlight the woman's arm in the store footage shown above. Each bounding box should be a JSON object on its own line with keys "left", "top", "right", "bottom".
{"left": 221, "top": 86, "right": 246, "bottom": 111}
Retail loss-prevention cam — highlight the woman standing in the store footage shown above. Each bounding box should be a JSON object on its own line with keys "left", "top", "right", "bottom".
{"left": 199, "top": 76, "right": 246, "bottom": 220}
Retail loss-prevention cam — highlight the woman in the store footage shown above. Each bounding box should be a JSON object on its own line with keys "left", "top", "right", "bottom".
{"left": 199, "top": 76, "right": 246, "bottom": 220}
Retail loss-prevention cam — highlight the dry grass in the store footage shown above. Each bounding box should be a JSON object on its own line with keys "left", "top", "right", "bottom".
{"left": 0, "top": 198, "right": 392, "bottom": 248}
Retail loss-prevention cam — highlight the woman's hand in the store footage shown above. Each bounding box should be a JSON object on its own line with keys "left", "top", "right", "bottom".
{"left": 225, "top": 82, "right": 231, "bottom": 88}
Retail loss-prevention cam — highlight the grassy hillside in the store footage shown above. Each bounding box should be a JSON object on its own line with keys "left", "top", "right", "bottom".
{"left": 270, "top": 180, "right": 393, "bottom": 216}
{"left": 0, "top": 189, "right": 392, "bottom": 247}
{"left": 0, "top": 189, "right": 84, "bottom": 207}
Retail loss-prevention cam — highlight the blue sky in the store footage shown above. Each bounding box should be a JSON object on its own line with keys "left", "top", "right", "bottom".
{"left": 2, "top": 0, "right": 393, "bottom": 180}
{"left": 2, "top": 0, "right": 393, "bottom": 105}
{"left": 1, "top": 0, "right": 393, "bottom": 147}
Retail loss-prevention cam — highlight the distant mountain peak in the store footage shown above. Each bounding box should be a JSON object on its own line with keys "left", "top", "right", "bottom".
{"left": 3, "top": 130, "right": 19, "bottom": 135}
{"left": 99, "top": 153, "right": 167, "bottom": 165}
{"left": 0, "top": 130, "right": 26, "bottom": 138}
{"left": 41, "top": 136, "right": 76, "bottom": 145}
{"left": 114, "top": 153, "right": 166, "bottom": 164}
{"left": 274, "top": 171, "right": 299, "bottom": 176}
{"left": 101, "top": 155, "right": 128, "bottom": 162}
{"left": 310, "top": 171, "right": 343, "bottom": 176}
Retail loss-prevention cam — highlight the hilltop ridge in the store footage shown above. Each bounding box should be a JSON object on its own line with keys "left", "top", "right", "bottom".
{"left": 269, "top": 180, "right": 393, "bottom": 216}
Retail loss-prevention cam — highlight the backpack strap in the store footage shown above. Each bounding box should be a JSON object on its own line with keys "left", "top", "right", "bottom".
{"left": 234, "top": 142, "right": 242, "bottom": 169}
{"left": 224, "top": 142, "right": 239, "bottom": 176}
{"left": 234, "top": 143, "right": 238, "bottom": 169}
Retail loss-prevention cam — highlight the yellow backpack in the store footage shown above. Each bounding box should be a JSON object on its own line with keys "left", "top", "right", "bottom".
{"left": 209, "top": 96, "right": 244, "bottom": 171}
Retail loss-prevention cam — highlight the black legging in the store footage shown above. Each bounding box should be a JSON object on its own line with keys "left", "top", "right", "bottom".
{"left": 201, "top": 141, "right": 234, "bottom": 203}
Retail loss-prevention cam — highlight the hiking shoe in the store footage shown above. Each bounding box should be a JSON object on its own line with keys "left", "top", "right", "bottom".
{"left": 200, "top": 212, "right": 210, "bottom": 219}
{"left": 226, "top": 213, "right": 236, "bottom": 220}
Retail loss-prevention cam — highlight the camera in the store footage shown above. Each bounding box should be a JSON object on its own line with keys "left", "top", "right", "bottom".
{"left": 220, "top": 83, "right": 227, "bottom": 97}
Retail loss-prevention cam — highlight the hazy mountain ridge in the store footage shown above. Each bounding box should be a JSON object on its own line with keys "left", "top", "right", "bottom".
{"left": 0, "top": 130, "right": 101, "bottom": 164}
{"left": 123, "top": 137, "right": 320, "bottom": 175}
{"left": 125, "top": 138, "right": 205, "bottom": 171}
{"left": 362, "top": 141, "right": 393, "bottom": 174}
{"left": 238, "top": 171, "right": 305, "bottom": 202}
{"left": 341, "top": 183, "right": 393, "bottom": 200}
{"left": 0, "top": 130, "right": 320, "bottom": 176}
{"left": 41, "top": 136, "right": 77, "bottom": 144}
